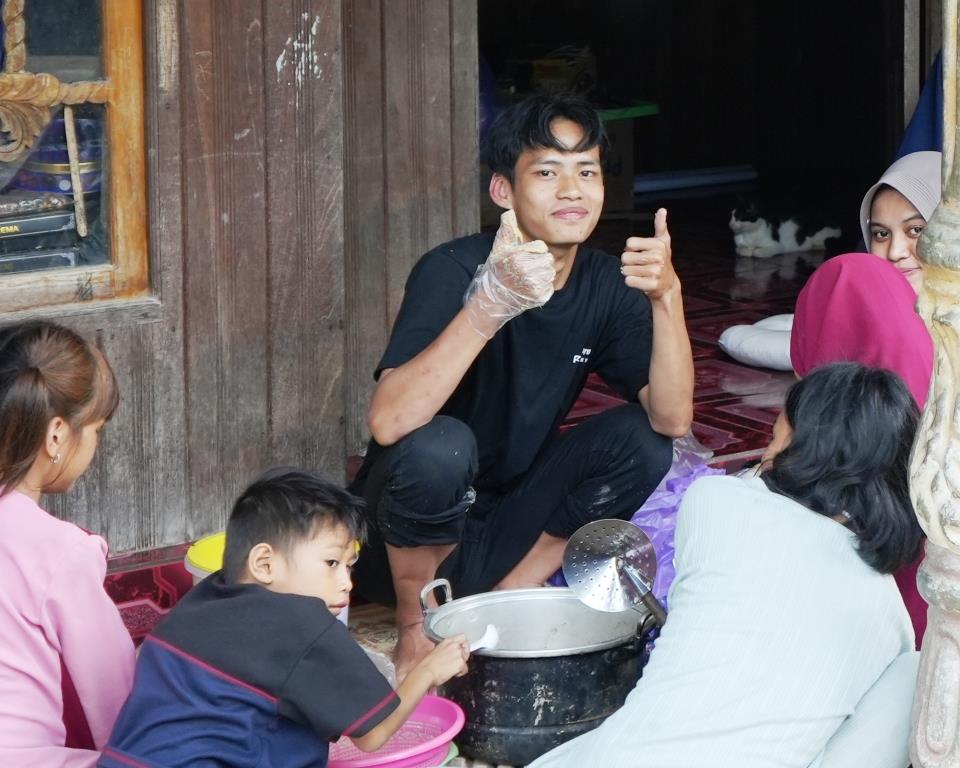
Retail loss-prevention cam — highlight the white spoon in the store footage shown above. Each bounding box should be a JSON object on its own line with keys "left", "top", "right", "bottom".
{"left": 469, "top": 623, "right": 500, "bottom": 652}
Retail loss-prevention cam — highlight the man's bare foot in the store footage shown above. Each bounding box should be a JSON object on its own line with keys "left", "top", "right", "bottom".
{"left": 384, "top": 542, "right": 457, "bottom": 685}
{"left": 393, "top": 621, "right": 436, "bottom": 686}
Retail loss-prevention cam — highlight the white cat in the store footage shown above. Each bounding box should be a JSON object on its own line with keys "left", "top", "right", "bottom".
{"left": 729, "top": 206, "right": 842, "bottom": 258}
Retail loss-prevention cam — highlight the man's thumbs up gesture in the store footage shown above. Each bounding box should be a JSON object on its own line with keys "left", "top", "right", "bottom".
{"left": 621, "top": 208, "right": 678, "bottom": 301}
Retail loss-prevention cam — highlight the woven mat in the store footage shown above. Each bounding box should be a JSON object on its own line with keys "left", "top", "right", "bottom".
{"left": 348, "top": 602, "right": 397, "bottom": 655}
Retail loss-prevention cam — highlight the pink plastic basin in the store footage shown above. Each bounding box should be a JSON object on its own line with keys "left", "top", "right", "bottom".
{"left": 328, "top": 694, "right": 465, "bottom": 768}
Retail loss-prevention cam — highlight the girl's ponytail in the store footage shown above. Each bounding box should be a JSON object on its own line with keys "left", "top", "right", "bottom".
{"left": 0, "top": 322, "right": 118, "bottom": 494}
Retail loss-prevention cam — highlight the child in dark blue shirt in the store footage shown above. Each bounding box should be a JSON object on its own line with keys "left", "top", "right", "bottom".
{"left": 100, "top": 468, "right": 468, "bottom": 768}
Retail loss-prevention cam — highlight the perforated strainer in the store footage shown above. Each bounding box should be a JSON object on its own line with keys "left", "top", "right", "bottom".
{"left": 563, "top": 519, "right": 668, "bottom": 626}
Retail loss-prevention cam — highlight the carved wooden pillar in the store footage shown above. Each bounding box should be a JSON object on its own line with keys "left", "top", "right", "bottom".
{"left": 911, "top": 4, "right": 960, "bottom": 764}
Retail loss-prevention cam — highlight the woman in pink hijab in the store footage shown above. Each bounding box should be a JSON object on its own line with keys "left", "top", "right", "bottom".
{"left": 791, "top": 252, "right": 933, "bottom": 645}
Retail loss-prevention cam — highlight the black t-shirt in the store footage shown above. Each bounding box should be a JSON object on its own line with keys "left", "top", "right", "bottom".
{"left": 101, "top": 574, "right": 399, "bottom": 767}
{"left": 375, "top": 232, "right": 653, "bottom": 490}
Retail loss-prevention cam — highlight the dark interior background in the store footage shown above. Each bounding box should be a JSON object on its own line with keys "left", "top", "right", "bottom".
{"left": 480, "top": 0, "right": 909, "bottom": 236}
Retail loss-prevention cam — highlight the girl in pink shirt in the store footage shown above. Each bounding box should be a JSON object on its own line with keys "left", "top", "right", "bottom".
{"left": 0, "top": 322, "right": 135, "bottom": 768}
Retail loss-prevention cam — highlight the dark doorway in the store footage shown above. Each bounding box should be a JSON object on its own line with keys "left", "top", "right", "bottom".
{"left": 479, "top": 0, "right": 906, "bottom": 232}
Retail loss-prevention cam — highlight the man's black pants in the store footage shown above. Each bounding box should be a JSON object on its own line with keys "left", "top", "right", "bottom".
{"left": 350, "top": 404, "right": 672, "bottom": 603}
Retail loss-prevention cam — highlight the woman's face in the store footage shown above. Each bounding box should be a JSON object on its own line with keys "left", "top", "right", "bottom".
{"left": 868, "top": 187, "right": 926, "bottom": 293}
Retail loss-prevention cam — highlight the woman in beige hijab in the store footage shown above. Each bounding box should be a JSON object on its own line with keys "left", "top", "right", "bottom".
{"left": 859, "top": 150, "right": 942, "bottom": 292}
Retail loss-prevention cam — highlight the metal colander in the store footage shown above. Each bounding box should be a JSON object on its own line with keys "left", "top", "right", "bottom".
{"left": 563, "top": 519, "right": 667, "bottom": 625}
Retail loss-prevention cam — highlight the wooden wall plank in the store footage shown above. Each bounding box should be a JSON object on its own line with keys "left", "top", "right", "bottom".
{"left": 450, "top": 0, "right": 480, "bottom": 239}
{"left": 130, "top": 0, "right": 190, "bottom": 547}
{"left": 382, "top": 0, "right": 453, "bottom": 319}
{"left": 343, "top": 0, "right": 387, "bottom": 456}
{"left": 416, "top": 0, "right": 456, "bottom": 250}
{"left": 380, "top": 1, "right": 420, "bottom": 323}
{"left": 264, "top": 1, "right": 346, "bottom": 475}
{"left": 180, "top": 0, "right": 270, "bottom": 527}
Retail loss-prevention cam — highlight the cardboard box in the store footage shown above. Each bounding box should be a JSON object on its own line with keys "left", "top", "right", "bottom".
{"left": 599, "top": 103, "right": 660, "bottom": 215}
{"left": 602, "top": 116, "right": 635, "bottom": 215}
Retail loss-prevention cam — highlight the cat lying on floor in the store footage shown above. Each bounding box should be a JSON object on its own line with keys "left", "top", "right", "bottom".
{"left": 730, "top": 200, "right": 842, "bottom": 258}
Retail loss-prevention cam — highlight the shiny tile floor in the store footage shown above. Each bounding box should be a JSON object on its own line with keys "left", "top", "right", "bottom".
{"left": 573, "top": 198, "right": 821, "bottom": 465}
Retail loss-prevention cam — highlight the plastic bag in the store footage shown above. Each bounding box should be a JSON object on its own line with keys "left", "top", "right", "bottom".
{"left": 549, "top": 433, "right": 722, "bottom": 603}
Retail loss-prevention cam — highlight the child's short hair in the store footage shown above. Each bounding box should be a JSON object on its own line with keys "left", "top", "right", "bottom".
{"left": 482, "top": 93, "right": 609, "bottom": 183}
{"left": 0, "top": 321, "right": 119, "bottom": 494}
{"left": 222, "top": 467, "right": 367, "bottom": 583}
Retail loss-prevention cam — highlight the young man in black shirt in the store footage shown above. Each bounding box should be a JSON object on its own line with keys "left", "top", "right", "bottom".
{"left": 351, "top": 94, "right": 694, "bottom": 680}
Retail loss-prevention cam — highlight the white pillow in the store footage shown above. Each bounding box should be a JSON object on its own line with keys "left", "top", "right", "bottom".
{"left": 753, "top": 313, "right": 794, "bottom": 331}
{"left": 718, "top": 314, "right": 794, "bottom": 371}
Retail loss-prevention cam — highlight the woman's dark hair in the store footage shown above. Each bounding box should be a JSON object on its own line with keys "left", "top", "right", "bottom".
{"left": 222, "top": 467, "right": 367, "bottom": 583}
{"left": 482, "top": 93, "right": 609, "bottom": 183}
{"left": 0, "top": 321, "right": 119, "bottom": 494}
{"left": 762, "top": 362, "right": 922, "bottom": 574}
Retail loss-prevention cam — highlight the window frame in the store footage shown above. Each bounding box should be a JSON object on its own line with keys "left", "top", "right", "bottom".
{"left": 0, "top": 0, "right": 148, "bottom": 313}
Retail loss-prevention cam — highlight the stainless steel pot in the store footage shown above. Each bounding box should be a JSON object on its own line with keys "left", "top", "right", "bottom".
{"left": 420, "top": 578, "right": 646, "bottom": 657}
{"left": 419, "top": 579, "right": 652, "bottom": 765}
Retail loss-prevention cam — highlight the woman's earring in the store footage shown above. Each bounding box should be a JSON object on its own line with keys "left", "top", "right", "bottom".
{"left": 51, "top": 452, "right": 61, "bottom": 465}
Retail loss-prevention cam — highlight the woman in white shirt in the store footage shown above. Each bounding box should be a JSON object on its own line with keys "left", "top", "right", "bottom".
{"left": 530, "top": 362, "right": 922, "bottom": 768}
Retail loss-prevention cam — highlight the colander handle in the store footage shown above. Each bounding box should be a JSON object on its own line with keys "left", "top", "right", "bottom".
{"left": 419, "top": 578, "right": 453, "bottom": 615}
{"left": 622, "top": 562, "right": 668, "bottom": 626}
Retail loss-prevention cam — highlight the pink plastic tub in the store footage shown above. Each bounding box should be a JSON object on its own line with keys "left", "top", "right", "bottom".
{"left": 328, "top": 694, "right": 464, "bottom": 768}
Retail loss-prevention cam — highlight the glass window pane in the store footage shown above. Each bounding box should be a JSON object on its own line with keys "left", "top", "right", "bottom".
{"left": 25, "top": 0, "right": 102, "bottom": 81}
{"left": 0, "top": 104, "right": 107, "bottom": 275}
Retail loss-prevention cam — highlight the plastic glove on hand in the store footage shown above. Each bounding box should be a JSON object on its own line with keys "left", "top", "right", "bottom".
{"left": 464, "top": 209, "right": 556, "bottom": 339}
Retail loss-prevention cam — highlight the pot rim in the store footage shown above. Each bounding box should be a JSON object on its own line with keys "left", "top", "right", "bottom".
{"left": 422, "top": 585, "right": 644, "bottom": 658}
